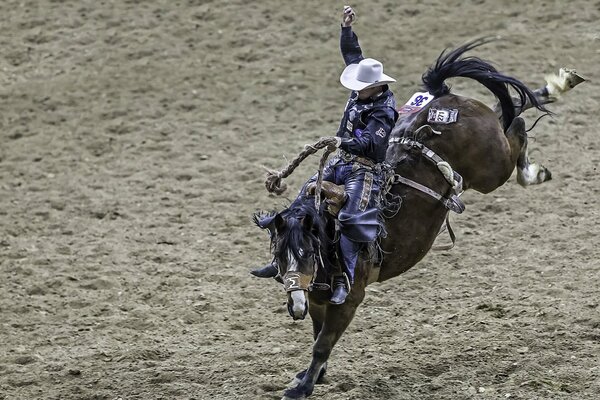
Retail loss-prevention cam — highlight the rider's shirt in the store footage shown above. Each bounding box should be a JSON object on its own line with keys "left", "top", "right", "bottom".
{"left": 336, "top": 26, "right": 398, "bottom": 164}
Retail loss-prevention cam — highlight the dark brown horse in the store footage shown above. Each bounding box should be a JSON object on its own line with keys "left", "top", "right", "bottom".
{"left": 255, "top": 39, "right": 584, "bottom": 400}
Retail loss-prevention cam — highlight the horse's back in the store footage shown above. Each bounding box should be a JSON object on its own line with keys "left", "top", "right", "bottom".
{"left": 392, "top": 94, "right": 517, "bottom": 193}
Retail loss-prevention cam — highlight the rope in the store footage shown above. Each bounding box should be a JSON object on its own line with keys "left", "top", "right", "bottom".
{"left": 313, "top": 148, "right": 334, "bottom": 209}
{"left": 264, "top": 137, "right": 338, "bottom": 196}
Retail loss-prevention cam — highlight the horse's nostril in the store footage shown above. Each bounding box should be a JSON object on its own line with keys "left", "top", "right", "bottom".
{"left": 287, "top": 296, "right": 308, "bottom": 320}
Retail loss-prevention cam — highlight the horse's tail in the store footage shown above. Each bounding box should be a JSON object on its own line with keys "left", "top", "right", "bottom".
{"left": 421, "top": 37, "right": 548, "bottom": 131}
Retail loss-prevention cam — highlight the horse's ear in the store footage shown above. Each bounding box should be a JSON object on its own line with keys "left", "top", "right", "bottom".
{"left": 253, "top": 211, "right": 276, "bottom": 230}
{"left": 274, "top": 213, "right": 285, "bottom": 231}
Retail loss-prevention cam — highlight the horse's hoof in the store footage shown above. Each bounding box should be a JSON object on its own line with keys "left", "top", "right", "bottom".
{"left": 545, "top": 68, "right": 587, "bottom": 99}
{"left": 288, "top": 375, "right": 302, "bottom": 388}
{"left": 560, "top": 68, "right": 586, "bottom": 89}
{"left": 283, "top": 385, "right": 313, "bottom": 399}
{"left": 291, "top": 364, "right": 327, "bottom": 386}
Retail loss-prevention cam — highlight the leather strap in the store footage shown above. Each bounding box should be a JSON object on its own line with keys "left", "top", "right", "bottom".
{"left": 389, "top": 137, "right": 463, "bottom": 194}
{"left": 393, "top": 175, "right": 465, "bottom": 214}
{"left": 339, "top": 150, "right": 376, "bottom": 169}
{"left": 432, "top": 213, "right": 457, "bottom": 250}
{"left": 283, "top": 271, "right": 314, "bottom": 292}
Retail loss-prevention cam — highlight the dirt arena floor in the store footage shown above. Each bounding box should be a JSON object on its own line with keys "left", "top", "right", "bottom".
{"left": 1, "top": 1, "right": 599, "bottom": 399}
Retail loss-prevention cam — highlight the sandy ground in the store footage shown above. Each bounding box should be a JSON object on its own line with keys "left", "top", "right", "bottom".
{"left": 1, "top": 1, "right": 599, "bottom": 399}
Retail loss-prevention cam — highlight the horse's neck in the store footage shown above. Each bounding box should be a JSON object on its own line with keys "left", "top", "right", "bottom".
{"left": 386, "top": 111, "right": 423, "bottom": 166}
{"left": 376, "top": 152, "right": 453, "bottom": 282}
{"left": 391, "top": 112, "right": 419, "bottom": 138}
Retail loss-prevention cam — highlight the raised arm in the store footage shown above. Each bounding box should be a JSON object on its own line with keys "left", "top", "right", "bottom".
{"left": 340, "top": 6, "right": 363, "bottom": 66}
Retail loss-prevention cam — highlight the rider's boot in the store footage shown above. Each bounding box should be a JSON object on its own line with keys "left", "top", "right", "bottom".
{"left": 330, "top": 234, "right": 359, "bottom": 304}
{"left": 329, "top": 274, "right": 350, "bottom": 305}
{"left": 250, "top": 262, "right": 278, "bottom": 278}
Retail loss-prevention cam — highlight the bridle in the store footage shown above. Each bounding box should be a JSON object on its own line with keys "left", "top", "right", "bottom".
{"left": 281, "top": 239, "right": 330, "bottom": 293}
{"left": 283, "top": 270, "right": 315, "bottom": 292}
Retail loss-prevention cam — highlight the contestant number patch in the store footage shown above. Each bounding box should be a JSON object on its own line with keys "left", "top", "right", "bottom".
{"left": 427, "top": 108, "right": 458, "bottom": 124}
{"left": 397, "top": 91, "right": 434, "bottom": 114}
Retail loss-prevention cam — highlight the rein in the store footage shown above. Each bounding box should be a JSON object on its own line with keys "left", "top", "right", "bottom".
{"left": 264, "top": 137, "right": 337, "bottom": 200}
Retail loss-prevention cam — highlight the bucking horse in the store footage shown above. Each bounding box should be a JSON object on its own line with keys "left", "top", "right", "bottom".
{"left": 254, "top": 38, "right": 585, "bottom": 399}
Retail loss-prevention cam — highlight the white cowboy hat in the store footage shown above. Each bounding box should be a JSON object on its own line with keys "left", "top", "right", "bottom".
{"left": 340, "top": 58, "right": 396, "bottom": 91}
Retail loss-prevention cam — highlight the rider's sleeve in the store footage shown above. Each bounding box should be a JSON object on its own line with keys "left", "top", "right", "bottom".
{"left": 341, "top": 26, "right": 363, "bottom": 66}
{"left": 339, "top": 107, "right": 397, "bottom": 163}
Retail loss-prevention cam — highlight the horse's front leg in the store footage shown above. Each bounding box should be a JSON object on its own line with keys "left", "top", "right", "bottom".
{"left": 282, "top": 289, "right": 365, "bottom": 400}
{"left": 289, "top": 301, "right": 328, "bottom": 387}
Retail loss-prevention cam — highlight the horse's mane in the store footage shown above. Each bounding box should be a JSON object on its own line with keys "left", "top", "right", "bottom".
{"left": 255, "top": 195, "right": 334, "bottom": 269}
{"left": 421, "top": 37, "right": 549, "bottom": 131}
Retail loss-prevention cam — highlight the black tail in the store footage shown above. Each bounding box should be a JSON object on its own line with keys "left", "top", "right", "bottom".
{"left": 421, "top": 37, "right": 548, "bottom": 131}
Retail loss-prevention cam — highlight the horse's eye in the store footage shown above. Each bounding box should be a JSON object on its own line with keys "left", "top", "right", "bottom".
{"left": 299, "top": 249, "right": 314, "bottom": 259}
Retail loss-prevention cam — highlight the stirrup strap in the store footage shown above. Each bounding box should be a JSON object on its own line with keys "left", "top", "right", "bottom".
{"left": 432, "top": 213, "right": 457, "bottom": 251}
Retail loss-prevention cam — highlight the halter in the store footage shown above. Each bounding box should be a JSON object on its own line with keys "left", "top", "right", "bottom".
{"left": 282, "top": 239, "right": 330, "bottom": 292}
{"left": 283, "top": 270, "right": 315, "bottom": 292}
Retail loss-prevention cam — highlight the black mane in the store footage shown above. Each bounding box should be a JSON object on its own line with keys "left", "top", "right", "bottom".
{"left": 279, "top": 196, "right": 331, "bottom": 264}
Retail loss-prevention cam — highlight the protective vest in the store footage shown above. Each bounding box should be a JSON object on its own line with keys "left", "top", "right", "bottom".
{"left": 336, "top": 89, "right": 397, "bottom": 140}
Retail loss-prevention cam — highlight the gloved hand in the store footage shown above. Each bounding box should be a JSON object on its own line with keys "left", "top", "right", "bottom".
{"left": 342, "top": 5, "right": 356, "bottom": 27}
{"left": 319, "top": 136, "right": 342, "bottom": 152}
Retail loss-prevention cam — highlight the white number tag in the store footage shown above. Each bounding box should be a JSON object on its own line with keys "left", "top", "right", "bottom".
{"left": 398, "top": 91, "right": 434, "bottom": 114}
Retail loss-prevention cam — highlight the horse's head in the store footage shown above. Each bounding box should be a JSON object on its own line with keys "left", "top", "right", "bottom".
{"left": 254, "top": 197, "right": 326, "bottom": 320}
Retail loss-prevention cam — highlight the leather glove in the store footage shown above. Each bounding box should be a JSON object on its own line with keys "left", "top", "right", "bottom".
{"left": 342, "top": 5, "right": 356, "bottom": 27}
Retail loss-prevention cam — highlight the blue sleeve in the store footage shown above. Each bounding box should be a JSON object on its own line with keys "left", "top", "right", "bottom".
{"left": 339, "top": 108, "right": 397, "bottom": 162}
{"left": 340, "top": 26, "right": 363, "bottom": 66}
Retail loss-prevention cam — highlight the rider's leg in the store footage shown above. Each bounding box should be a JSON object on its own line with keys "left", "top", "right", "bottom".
{"left": 330, "top": 163, "right": 381, "bottom": 304}
{"left": 330, "top": 234, "right": 361, "bottom": 305}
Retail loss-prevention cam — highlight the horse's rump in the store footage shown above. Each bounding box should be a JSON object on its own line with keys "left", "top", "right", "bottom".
{"left": 390, "top": 94, "right": 516, "bottom": 193}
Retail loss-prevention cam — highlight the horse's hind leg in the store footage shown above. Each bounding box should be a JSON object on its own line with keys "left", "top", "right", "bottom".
{"left": 500, "top": 69, "right": 584, "bottom": 186}
{"left": 506, "top": 117, "right": 527, "bottom": 167}
{"left": 506, "top": 117, "right": 552, "bottom": 186}
{"left": 539, "top": 68, "right": 586, "bottom": 105}
{"left": 494, "top": 68, "right": 586, "bottom": 118}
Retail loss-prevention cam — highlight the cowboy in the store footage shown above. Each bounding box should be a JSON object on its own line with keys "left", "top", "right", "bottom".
{"left": 252, "top": 5, "right": 398, "bottom": 304}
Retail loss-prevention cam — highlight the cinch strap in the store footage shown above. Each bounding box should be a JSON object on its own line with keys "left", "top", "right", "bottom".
{"left": 393, "top": 175, "right": 465, "bottom": 214}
